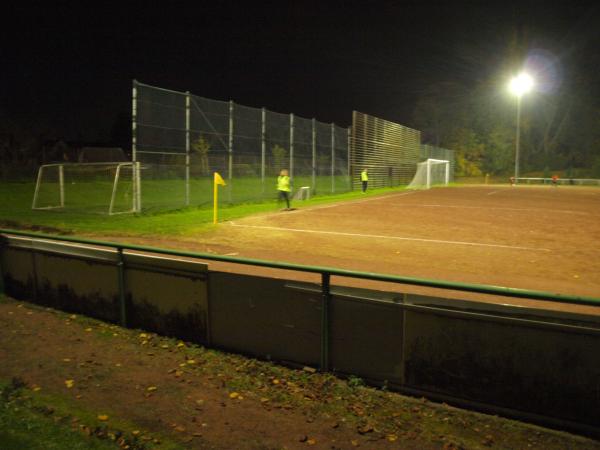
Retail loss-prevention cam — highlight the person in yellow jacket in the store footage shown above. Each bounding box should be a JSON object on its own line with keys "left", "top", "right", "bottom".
{"left": 277, "top": 169, "right": 292, "bottom": 210}
{"left": 360, "top": 168, "right": 368, "bottom": 192}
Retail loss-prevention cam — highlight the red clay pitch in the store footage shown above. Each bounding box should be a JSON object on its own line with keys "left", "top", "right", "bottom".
{"left": 109, "top": 185, "right": 600, "bottom": 315}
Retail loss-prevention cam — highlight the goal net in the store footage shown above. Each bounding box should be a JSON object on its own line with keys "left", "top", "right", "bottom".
{"left": 292, "top": 186, "right": 311, "bottom": 201}
{"left": 407, "top": 159, "right": 450, "bottom": 189}
{"left": 32, "top": 162, "right": 140, "bottom": 215}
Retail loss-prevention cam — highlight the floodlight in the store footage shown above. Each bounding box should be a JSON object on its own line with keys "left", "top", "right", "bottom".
{"left": 509, "top": 73, "right": 534, "bottom": 97}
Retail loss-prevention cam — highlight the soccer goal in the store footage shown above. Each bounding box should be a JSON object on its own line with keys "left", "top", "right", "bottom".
{"left": 32, "top": 162, "right": 141, "bottom": 215}
{"left": 407, "top": 158, "right": 450, "bottom": 189}
{"left": 292, "top": 186, "right": 311, "bottom": 201}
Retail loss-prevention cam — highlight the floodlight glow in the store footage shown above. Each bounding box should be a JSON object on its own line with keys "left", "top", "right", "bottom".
{"left": 509, "top": 73, "right": 534, "bottom": 97}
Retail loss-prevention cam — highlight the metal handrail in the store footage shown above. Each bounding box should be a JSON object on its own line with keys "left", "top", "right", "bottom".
{"left": 2, "top": 228, "right": 600, "bottom": 307}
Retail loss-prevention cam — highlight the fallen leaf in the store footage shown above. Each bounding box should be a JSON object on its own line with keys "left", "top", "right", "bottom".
{"left": 85, "top": 328, "right": 92, "bottom": 332}
{"left": 357, "top": 424, "right": 373, "bottom": 434}
{"left": 65, "top": 379, "right": 75, "bottom": 388}
{"left": 97, "top": 414, "right": 109, "bottom": 421}
{"left": 229, "top": 392, "right": 240, "bottom": 399}
{"left": 147, "top": 386, "right": 157, "bottom": 392}
{"left": 139, "top": 333, "right": 148, "bottom": 338}
{"left": 307, "top": 438, "right": 317, "bottom": 445}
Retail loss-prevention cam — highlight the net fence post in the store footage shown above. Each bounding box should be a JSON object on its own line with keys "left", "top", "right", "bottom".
{"left": 290, "top": 113, "right": 294, "bottom": 183}
{"left": 59, "top": 164, "right": 64, "bottom": 207}
{"left": 185, "top": 92, "right": 191, "bottom": 206}
{"left": 228, "top": 100, "right": 234, "bottom": 202}
{"left": 312, "top": 118, "right": 316, "bottom": 193}
{"left": 331, "top": 123, "right": 335, "bottom": 193}
{"left": 131, "top": 81, "right": 139, "bottom": 212}
{"left": 131, "top": 80, "right": 137, "bottom": 166}
{"left": 347, "top": 127, "right": 352, "bottom": 190}
{"left": 135, "top": 161, "right": 141, "bottom": 212}
{"left": 261, "top": 107, "right": 266, "bottom": 196}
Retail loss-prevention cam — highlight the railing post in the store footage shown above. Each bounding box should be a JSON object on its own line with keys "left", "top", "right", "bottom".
{"left": 320, "top": 272, "right": 331, "bottom": 372}
{"left": 117, "top": 248, "right": 127, "bottom": 327}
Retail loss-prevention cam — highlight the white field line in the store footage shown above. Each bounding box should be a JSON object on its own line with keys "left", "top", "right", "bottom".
{"left": 486, "top": 190, "right": 500, "bottom": 195}
{"left": 266, "top": 190, "right": 418, "bottom": 218}
{"left": 419, "top": 204, "right": 594, "bottom": 215}
{"left": 229, "top": 222, "right": 551, "bottom": 252}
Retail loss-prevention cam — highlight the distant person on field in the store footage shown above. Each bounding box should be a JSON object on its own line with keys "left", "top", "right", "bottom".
{"left": 509, "top": 176, "right": 515, "bottom": 186}
{"left": 551, "top": 174, "right": 558, "bottom": 186}
{"left": 277, "top": 169, "right": 291, "bottom": 210}
{"left": 361, "top": 168, "right": 368, "bottom": 192}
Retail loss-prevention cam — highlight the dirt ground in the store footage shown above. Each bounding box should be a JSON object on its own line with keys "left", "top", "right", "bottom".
{"left": 2, "top": 296, "right": 599, "bottom": 450}
{"left": 98, "top": 185, "right": 600, "bottom": 315}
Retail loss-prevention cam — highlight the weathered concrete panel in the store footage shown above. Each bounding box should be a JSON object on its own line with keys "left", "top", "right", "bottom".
{"left": 209, "top": 272, "right": 321, "bottom": 366}
{"left": 404, "top": 304, "right": 600, "bottom": 428}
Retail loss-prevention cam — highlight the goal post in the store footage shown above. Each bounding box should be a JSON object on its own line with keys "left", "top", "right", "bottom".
{"left": 32, "top": 162, "right": 141, "bottom": 215}
{"left": 407, "top": 158, "right": 450, "bottom": 189}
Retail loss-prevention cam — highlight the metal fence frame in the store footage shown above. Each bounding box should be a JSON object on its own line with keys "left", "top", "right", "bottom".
{"left": 132, "top": 80, "right": 351, "bottom": 209}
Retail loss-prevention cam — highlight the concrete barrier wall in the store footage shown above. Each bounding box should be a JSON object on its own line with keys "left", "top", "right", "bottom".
{"left": 1, "top": 236, "right": 209, "bottom": 341}
{"left": 402, "top": 298, "right": 600, "bottom": 427}
{"left": 2, "top": 235, "right": 600, "bottom": 435}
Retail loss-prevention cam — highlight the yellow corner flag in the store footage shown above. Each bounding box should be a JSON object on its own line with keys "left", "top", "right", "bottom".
{"left": 214, "top": 172, "right": 226, "bottom": 186}
{"left": 213, "top": 172, "right": 226, "bottom": 224}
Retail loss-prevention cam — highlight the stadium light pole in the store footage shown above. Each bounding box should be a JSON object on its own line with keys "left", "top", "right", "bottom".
{"left": 509, "top": 73, "right": 534, "bottom": 184}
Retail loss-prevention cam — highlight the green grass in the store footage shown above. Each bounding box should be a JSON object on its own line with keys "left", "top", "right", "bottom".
{"left": 0, "top": 379, "right": 119, "bottom": 450}
{"left": 0, "top": 377, "right": 183, "bottom": 450}
{"left": 0, "top": 180, "right": 405, "bottom": 236}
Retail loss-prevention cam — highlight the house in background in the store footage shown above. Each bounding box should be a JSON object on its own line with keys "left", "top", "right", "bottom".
{"left": 78, "top": 147, "right": 128, "bottom": 162}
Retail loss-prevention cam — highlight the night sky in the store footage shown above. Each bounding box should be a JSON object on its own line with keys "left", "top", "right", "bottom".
{"left": 3, "top": 1, "right": 600, "bottom": 142}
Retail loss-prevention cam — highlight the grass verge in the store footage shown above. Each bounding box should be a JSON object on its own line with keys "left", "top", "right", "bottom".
{"left": 0, "top": 181, "right": 406, "bottom": 236}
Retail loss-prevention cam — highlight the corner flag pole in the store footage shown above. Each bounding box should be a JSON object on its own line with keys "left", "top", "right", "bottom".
{"left": 213, "top": 172, "right": 226, "bottom": 224}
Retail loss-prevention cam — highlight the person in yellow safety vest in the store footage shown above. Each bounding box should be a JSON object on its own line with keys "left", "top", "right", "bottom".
{"left": 360, "top": 168, "right": 368, "bottom": 192}
{"left": 277, "top": 169, "right": 291, "bottom": 210}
